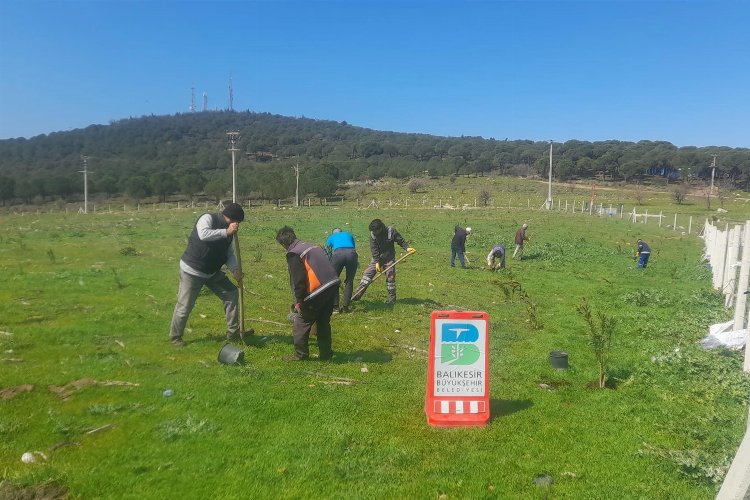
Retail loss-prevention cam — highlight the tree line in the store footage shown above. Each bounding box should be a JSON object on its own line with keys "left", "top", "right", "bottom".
{"left": 0, "top": 110, "right": 748, "bottom": 206}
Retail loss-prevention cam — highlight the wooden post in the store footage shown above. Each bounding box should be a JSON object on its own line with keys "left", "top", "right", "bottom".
{"left": 234, "top": 233, "right": 246, "bottom": 334}
{"left": 673, "top": 213, "right": 677, "bottom": 231}
{"left": 659, "top": 211, "right": 663, "bottom": 228}
{"left": 689, "top": 216, "right": 692, "bottom": 234}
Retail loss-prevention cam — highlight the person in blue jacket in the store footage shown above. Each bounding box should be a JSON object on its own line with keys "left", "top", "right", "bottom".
{"left": 325, "top": 227, "right": 359, "bottom": 313}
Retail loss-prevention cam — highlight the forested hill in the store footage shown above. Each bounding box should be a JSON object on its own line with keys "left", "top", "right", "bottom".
{"left": 0, "top": 110, "right": 749, "bottom": 205}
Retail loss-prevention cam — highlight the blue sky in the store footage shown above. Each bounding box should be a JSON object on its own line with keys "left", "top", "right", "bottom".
{"left": 1, "top": 0, "right": 748, "bottom": 148}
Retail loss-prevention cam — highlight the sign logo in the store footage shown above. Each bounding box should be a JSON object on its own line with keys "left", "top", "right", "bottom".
{"left": 440, "top": 323, "right": 480, "bottom": 365}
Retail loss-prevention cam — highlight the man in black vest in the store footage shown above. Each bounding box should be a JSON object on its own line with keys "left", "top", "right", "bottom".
{"left": 276, "top": 226, "right": 340, "bottom": 361}
{"left": 169, "top": 203, "right": 248, "bottom": 347}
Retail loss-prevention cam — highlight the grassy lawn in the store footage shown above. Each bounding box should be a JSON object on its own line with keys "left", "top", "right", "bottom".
{"left": 1, "top": 177, "right": 749, "bottom": 498}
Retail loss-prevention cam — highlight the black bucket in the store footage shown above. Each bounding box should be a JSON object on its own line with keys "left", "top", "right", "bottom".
{"left": 549, "top": 351, "right": 569, "bottom": 370}
{"left": 218, "top": 343, "right": 245, "bottom": 365}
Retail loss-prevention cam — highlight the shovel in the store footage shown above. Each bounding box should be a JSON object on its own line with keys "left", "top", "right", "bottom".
{"left": 351, "top": 251, "right": 414, "bottom": 301}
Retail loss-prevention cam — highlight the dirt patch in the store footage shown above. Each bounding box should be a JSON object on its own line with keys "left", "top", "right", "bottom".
{"left": 0, "top": 384, "right": 34, "bottom": 400}
{"left": 48, "top": 378, "right": 139, "bottom": 400}
{"left": 0, "top": 481, "right": 69, "bottom": 500}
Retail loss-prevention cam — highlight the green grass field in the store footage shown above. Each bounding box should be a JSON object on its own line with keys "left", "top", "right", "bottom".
{"left": 2, "top": 178, "right": 750, "bottom": 499}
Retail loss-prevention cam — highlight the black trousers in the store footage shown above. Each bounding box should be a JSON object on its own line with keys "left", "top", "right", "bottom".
{"left": 331, "top": 248, "right": 358, "bottom": 310}
{"left": 292, "top": 288, "right": 336, "bottom": 359}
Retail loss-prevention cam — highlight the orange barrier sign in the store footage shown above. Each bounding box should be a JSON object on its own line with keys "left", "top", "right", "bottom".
{"left": 425, "top": 310, "right": 490, "bottom": 427}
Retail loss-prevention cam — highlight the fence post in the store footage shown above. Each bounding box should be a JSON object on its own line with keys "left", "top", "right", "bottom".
{"left": 689, "top": 216, "right": 692, "bottom": 234}
{"left": 733, "top": 222, "right": 750, "bottom": 331}
{"left": 715, "top": 224, "right": 730, "bottom": 290}
{"left": 724, "top": 225, "right": 743, "bottom": 306}
{"left": 673, "top": 213, "right": 677, "bottom": 231}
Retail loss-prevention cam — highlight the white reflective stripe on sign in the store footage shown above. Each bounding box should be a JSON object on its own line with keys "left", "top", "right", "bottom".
{"left": 434, "top": 400, "right": 487, "bottom": 414}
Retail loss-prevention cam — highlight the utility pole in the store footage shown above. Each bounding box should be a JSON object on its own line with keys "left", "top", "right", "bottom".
{"left": 227, "top": 131, "right": 240, "bottom": 202}
{"left": 710, "top": 154, "right": 719, "bottom": 194}
{"left": 78, "top": 155, "right": 90, "bottom": 214}
{"left": 546, "top": 140, "right": 553, "bottom": 210}
{"left": 293, "top": 159, "right": 300, "bottom": 207}
{"left": 226, "top": 130, "right": 245, "bottom": 335}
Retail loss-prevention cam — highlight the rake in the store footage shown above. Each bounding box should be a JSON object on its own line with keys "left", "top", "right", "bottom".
{"left": 351, "top": 251, "right": 415, "bottom": 301}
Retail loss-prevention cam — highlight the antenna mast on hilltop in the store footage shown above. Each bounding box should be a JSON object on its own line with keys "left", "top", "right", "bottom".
{"left": 228, "top": 75, "right": 234, "bottom": 111}
{"left": 190, "top": 86, "right": 196, "bottom": 112}
{"left": 202, "top": 92, "right": 208, "bottom": 112}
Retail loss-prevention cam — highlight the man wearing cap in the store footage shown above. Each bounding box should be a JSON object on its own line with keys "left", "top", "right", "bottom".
{"left": 325, "top": 227, "right": 358, "bottom": 313}
{"left": 169, "top": 202, "right": 249, "bottom": 347}
{"left": 512, "top": 223, "right": 529, "bottom": 260}
{"left": 450, "top": 225, "right": 471, "bottom": 268}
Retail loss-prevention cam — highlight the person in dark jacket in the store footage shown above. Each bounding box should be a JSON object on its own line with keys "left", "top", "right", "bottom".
{"left": 277, "top": 226, "right": 340, "bottom": 361}
{"left": 512, "top": 223, "right": 529, "bottom": 260}
{"left": 486, "top": 244, "right": 506, "bottom": 270}
{"left": 451, "top": 225, "right": 471, "bottom": 268}
{"left": 352, "top": 219, "right": 415, "bottom": 304}
{"left": 169, "top": 203, "right": 250, "bottom": 347}
{"left": 636, "top": 239, "right": 651, "bottom": 268}
{"left": 325, "top": 227, "right": 359, "bottom": 313}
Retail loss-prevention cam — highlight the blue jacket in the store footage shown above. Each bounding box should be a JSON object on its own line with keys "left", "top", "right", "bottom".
{"left": 326, "top": 231, "right": 356, "bottom": 252}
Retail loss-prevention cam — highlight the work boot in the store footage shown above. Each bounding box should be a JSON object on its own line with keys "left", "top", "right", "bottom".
{"left": 170, "top": 338, "right": 186, "bottom": 347}
{"left": 283, "top": 354, "right": 307, "bottom": 362}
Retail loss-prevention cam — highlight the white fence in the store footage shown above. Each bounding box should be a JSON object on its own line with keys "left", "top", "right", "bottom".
{"left": 706, "top": 220, "right": 750, "bottom": 500}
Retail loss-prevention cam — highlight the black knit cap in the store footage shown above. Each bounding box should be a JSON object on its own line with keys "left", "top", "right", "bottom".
{"left": 222, "top": 203, "right": 245, "bottom": 222}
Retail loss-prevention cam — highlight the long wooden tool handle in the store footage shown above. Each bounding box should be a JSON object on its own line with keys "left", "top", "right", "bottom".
{"left": 369, "top": 251, "right": 413, "bottom": 284}
{"left": 233, "top": 235, "right": 245, "bottom": 333}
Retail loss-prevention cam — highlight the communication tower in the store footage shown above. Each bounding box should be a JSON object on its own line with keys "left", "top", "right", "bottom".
{"left": 228, "top": 75, "right": 234, "bottom": 111}
{"left": 202, "top": 92, "right": 208, "bottom": 112}
{"left": 189, "top": 86, "right": 196, "bottom": 112}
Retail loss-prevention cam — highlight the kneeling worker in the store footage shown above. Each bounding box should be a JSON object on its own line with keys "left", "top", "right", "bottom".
{"left": 277, "top": 226, "right": 340, "bottom": 361}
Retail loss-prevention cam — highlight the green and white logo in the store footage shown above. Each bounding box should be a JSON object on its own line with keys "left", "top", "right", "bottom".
{"left": 440, "top": 323, "right": 480, "bottom": 365}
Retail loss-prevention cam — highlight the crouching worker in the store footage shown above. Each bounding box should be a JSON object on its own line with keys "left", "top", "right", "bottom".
{"left": 276, "top": 226, "right": 340, "bottom": 361}
{"left": 486, "top": 244, "right": 506, "bottom": 270}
